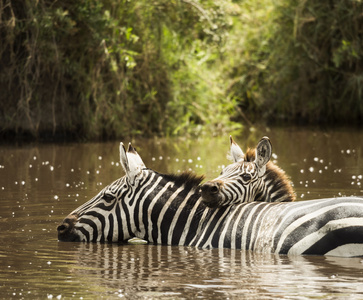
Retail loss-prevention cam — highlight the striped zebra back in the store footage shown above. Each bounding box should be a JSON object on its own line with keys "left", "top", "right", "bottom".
{"left": 201, "top": 136, "right": 295, "bottom": 208}
{"left": 191, "top": 196, "right": 363, "bottom": 257}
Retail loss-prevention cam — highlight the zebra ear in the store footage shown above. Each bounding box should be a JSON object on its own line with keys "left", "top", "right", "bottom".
{"left": 120, "top": 142, "right": 145, "bottom": 184}
{"left": 255, "top": 137, "right": 272, "bottom": 177}
{"left": 229, "top": 136, "right": 244, "bottom": 162}
{"left": 120, "top": 142, "right": 130, "bottom": 175}
{"left": 126, "top": 143, "right": 146, "bottom": 171}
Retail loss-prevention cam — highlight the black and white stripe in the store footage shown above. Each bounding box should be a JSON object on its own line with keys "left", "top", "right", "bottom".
{"left": 57, "top": 142, "right": 363, "bottom": 257}
{"left": 191, "top": 197, "right": 363, "bottom": 256}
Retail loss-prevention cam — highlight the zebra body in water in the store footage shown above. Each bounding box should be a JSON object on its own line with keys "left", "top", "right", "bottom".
{"left": 58, "top": 141, "right": 363, "bottom": 257}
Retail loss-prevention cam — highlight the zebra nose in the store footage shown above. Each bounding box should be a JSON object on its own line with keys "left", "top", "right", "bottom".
{"left": 57, "top": 215, "right": 80, "bottom": 242}
{"left": 242, "top": 173, "right": 251, "bottom": 182}
{"left": 201, "top": 182, "right": 220, "bottom": 195}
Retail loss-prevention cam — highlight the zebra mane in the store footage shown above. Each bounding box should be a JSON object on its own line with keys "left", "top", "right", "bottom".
{"left": 161, "top": 171, "right": 205, "bottom": 189}
{"left": 243, "top": 148, "right": 255, "bottom": 162}
{"left": 244, "top": 148, "right": 296, "bottom": 202}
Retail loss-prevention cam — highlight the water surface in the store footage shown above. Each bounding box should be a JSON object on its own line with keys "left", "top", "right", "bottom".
{"left": 0, "top": 127, "right": 363, "bottom": 299}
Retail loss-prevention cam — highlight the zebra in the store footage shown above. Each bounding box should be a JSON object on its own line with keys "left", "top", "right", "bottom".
{"left": 201, "top": 136, "right": 295, "bottom": 208}
{"left": 57, "top": 141, "right": 363, "bottom": 257}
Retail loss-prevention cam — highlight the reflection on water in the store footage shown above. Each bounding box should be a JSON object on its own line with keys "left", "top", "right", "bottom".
{"left": 55, "top": 243, "right": 363, "bottom": 299}
{"left": 0, "top": 127, "right": 363, "bottom": 298}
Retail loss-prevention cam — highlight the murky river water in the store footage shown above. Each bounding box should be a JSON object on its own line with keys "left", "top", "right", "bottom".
{"left": 1, "top": 127, "right": 363, "bottom": 299}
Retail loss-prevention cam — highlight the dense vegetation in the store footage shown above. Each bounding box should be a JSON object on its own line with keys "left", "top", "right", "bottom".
{"left": 0, "top": 0, "right": 362, "bottom": 140}
{"left": 227, "top": 0, "right": 363, "bottom": 124}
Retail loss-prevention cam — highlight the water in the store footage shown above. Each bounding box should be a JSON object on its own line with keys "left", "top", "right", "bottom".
{"left": 1, "top": 127, "right": 363, "bottom": 299}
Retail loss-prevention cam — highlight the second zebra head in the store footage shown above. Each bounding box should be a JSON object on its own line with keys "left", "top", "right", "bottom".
{"left": 200, "top": 136, "right": 295, "bottom": 208}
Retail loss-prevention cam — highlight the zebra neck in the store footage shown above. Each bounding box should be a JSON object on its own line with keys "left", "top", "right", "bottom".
{"left": 254, "top": 180, "right": 272, "bottom": 202}
{"left": 136, "top": 181, "right": 209, "bottom": 246}
{"left": 254, "top": 168, "right": 294, "bottom": 202}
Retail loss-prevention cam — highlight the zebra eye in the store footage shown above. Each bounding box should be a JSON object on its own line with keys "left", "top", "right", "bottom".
{"left": 242, "top": 173, "right": 252, "bottom": 183}
{"left": 103, "top": 193, "right": 115, "bottom": 202}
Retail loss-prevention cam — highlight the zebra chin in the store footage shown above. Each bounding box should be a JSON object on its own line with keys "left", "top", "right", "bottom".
{"left": 201, "top": 197, "right": 222, "bottom": 208}
{"left": 200, "top": 191, "right": 224, "bottom": 208}
{"left": 200, "top": 181, "right": 229, "bottom": 208}
{"left": 57, "top": 215, "right": 82, "bottom": 242}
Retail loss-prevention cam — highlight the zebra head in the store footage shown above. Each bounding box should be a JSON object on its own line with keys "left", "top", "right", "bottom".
{"left": 57, "top": 142, "right": 147, "bottom": 242}
{"left": 201, "top": 136, "right": 274, "bottom": 208}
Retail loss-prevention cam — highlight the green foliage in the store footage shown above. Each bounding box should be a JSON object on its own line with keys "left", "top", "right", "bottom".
{"left": 162, "top": 25, "right": 240, "bottom": 136}
{"left": 226, "top": 0, "right": 363, "bottom": 124}
{"left": 0, "top": 0, "right": 240, "bottom": 140}
{"left": 1, "top": 0, "right": 362, "bottom": 141}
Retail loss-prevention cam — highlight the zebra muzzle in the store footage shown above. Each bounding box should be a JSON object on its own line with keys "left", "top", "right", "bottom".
{"left": 57, "top": 214, "right": 81, "bottom": 242}
{"left": 200, "top": 181, "right": 223, "bottom": 208}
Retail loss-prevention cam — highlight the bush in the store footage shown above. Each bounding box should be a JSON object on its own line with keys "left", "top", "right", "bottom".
{"left": 226, "top": 0, "right": 363, "bottom": 124}
{"left": 0, "top": 0, "right": 239, "bottom": 140}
